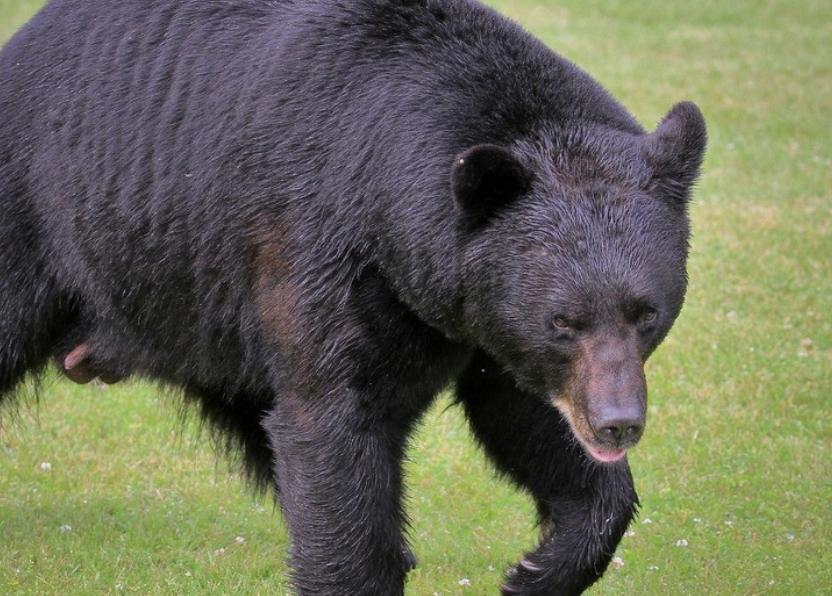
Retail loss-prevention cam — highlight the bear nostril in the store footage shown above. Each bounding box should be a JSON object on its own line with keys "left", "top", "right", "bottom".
{"left": 595, "top": 418, "right": 644, "bottom": 446}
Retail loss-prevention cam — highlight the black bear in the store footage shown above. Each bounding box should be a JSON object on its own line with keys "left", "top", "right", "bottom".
{"left": 0, "top": 0, "right": 706, "bottom": 594}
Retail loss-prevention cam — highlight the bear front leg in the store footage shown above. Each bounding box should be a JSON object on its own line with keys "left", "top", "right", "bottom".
{"left": 263, "top": 390, "right": 415, "bottom": 596}
{"left": 457, "top": 351, "right": 638, "bottom": 596}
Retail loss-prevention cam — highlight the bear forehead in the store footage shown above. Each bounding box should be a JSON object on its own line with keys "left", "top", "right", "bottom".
{"left": 519, "top": 124, "right": 653, "bottom": 191}
{"left": 508, "top": 199, "right": 687, "bottom": 295}
{"left": 510, "top": 185, "right": 681, "bottom": 249}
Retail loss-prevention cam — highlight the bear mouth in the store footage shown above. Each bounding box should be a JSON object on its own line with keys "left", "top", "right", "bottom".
{"left": 581, "top": 441, "right": 628, "bottom": 464}
{"left": 551, "top": 398, "right": 633, "bottom": 465}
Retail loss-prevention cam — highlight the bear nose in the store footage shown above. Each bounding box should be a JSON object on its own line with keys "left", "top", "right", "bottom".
{"left": 590, "top": 408, "right": 645, "bottom": 448}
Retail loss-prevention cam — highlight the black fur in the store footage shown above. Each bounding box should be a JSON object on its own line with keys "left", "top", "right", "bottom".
{"left": 0, "top": 0, "right": 706, "bottom": 594}
{"left": 457, "top": 351, "right": 639, "bottom": 595}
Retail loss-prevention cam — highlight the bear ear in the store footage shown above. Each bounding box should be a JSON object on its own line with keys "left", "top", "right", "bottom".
{"left": 646, "top": 101, "right": 707, "bottom": 207}
{"left": 451, "top": 144, "right": 532, "bottom": 225}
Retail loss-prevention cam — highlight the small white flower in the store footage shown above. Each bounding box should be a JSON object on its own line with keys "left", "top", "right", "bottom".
{"left": 611, "top": 556, "right": 625, "bottom": 569}
{"left": 39, "top": 462, "right": 52, "bottom": 471}
{"left": 642, "top": 518, "right": 653, "bottom": 525}
{"left": 624, "top": 530, "right": 636, "bottom": 538}
{"left": 458, "top": 578, "right": 471, "bottom": 587}
{"left": 675, "top": 539, "right": 689, "bottom": 547}
{"left": 59, "top": 524, "right": 72, "bottom": 533}
{"left": 215, "top": 547, "right": 226, "bottom": 556}
{"left": 647, "top": 565, "right": 660, "bottom": 572}
{"left": 235, "top": 536, "right": 246, "bottom": 544}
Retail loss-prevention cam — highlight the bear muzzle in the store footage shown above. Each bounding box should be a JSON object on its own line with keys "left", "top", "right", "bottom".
{"left": 585, "top": 403, "right": 645, "bottom": 462}
{"left": 553, "top": 335, "right": 648, "bottom": 463}
{"left": 559, "top": 404, "right": 646, "bottom": 464}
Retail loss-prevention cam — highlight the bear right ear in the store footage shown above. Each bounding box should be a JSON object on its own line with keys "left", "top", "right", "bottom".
{"left": 646, "top": 101, "right": 707, "bottom": 207}
{"left": 451, "top": 144, "right": 532, "bottom": 225}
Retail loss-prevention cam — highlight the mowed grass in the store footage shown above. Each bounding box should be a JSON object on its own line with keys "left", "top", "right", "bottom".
{"left": 1, "top": 0, "right": 830, "bottom": 594}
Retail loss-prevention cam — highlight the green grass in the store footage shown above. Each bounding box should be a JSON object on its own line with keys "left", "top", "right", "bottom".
{"left": 2, "top": 0, "right": 831, "bottom": 594}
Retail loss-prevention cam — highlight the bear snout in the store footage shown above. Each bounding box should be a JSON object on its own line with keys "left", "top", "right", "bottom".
{"left": 588, "top": 403, "right": 645, "bottom": 451}
{"left": 558, "top": 334, "right": 649, "bottom": 463}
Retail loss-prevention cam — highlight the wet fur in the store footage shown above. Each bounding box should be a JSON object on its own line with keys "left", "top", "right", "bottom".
{"left": 0, "top": 1, "right": 705, "bottom": 594}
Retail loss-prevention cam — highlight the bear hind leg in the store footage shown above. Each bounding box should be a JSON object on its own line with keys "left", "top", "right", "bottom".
{"left": 0, "top": 221, "right": 65, "bottom": 402}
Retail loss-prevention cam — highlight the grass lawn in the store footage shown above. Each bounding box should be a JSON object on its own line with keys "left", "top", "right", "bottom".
{"left": 1, "top": 0, "right": 830, "bottom": 594}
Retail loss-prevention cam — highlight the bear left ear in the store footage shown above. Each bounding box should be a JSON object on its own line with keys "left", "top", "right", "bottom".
{"left": 646, "top": 101, "right": 707, "bottom": 206}
{"left": 451, "top": 144, "right": 532, "bottom": 225}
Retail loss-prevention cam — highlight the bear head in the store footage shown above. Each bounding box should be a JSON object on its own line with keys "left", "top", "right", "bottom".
{"left": 452, "top": 102, "right": 707, "bottom": 463}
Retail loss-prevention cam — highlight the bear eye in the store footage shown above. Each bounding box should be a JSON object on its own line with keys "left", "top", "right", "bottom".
{"left": 551, "top": 315, "right": 580, "bottom": 340}
{"left": 552, "top": 315, "right": 570, "bottom": 330}
{"left": 639, "top": 308, "right": 658, "bottom": 326}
